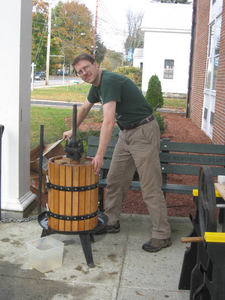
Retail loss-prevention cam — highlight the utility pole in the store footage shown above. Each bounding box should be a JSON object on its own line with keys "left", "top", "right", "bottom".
{"left": 93, "top": 0, "right": 98, "bottom": 58}
{"left": 46, "top": 1, "right": 52, "bottom": 85}
{"left": 31, "top": 62, "right": 36, "bottom": 91}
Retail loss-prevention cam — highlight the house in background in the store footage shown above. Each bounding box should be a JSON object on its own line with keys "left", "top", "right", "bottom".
{"left": 140, "top": 2, "right": 192, "bottom": 98}
{"left": 188, "top": 0, "right": 224, "bottom": 144}
{"left": 133, "top": 48, "right": 143, "bottom": 70}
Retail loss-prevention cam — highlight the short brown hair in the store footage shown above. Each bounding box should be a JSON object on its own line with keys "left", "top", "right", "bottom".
{"left": 72, "top": 53, "right": 96, "bottom": 67}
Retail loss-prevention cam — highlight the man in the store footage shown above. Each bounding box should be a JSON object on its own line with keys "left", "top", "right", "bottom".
{"left": 63, "top": 53, "right": 171, "bottom": 252}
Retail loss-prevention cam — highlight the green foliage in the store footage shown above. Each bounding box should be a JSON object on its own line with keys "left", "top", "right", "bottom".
{"left": 76, "top": 128, "right": 100, "bottom": 154}
{"left": 153, "top": 111, "right": 168, "bottom": 135}
{"left": 77, "top": 125, "right": 119, "bottom": 154}
{"left": 87, "top": 109, "right": 103, "bottom": 123}
{"left": 101, "top": 50, "right": 123, "bottom": 71}
{"left": 32, "top": 1, "right": 48, "bottom": 70}
{"left": 52, "top": 1, "right": 94, "bottom": 66}
{"left": 113, "top": 66, "right": 142, "bottom": 89}
{"left": 163, "top": 98, "right": 187, "bottom": 109}
{"left": 32, "top": 0, "right": 98, "bottom": 73}
{"left": 30, "top": 106, "right": 102, "bottom": 152}
{"left": 145, "top": 75, "right": 164, "bottom": 110}
{"left": 30, "top": 106, "right": 70, "bottom": 149}
{"left": 95, "top": 35, "right": 107, "bottom": 66}
{"left": 31, "top": 83, "right": 91, "bottom": 102}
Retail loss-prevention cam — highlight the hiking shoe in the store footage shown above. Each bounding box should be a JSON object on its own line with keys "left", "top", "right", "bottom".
{"left": 142, "top": 237, "right": 171, "bottom": 252}
{"left": 94, "top": 221, "right": 120, "bottom": 235}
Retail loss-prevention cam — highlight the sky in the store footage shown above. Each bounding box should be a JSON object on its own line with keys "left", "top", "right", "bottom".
{"left": 58, "top": 0, "right": 151, "bottom": 53}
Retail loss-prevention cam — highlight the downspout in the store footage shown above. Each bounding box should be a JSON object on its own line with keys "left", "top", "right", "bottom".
{"left": 186, "top": 0, "right": 197, "bottom": 118}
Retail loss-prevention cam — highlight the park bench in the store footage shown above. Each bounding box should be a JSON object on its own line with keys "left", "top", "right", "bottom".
{"left": 86, "top": 136, "right": 225, "bottom": 211}
{"left": 87, "top": 136, "right": 225, "bottom": 297}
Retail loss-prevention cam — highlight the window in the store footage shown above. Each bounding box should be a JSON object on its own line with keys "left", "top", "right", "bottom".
{"left": 205, "top": 15, "right": 221, "bottom": 91}
{"left": 210, "top": 111, "right": 214, "bottom": 125}
{"left": 204, "top": 107, "right": 208, "bottom": 120}
{"left": 164, "top": 59, "right": 174, "bottom": 79}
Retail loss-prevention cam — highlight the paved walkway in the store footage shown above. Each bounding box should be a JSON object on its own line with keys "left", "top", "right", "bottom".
{"left": 0, "top": 213, "right": 192, "bottom": 300}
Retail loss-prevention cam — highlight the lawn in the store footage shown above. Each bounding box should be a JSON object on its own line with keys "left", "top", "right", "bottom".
{"left": 163, "top": 98, "right": 186, "bottom": 109}
{"left": 30, "top": 85, "right": 187, "bottom": 149}
{"left": 30, "top": 106, "right": 70, "bottom": 149}
{"left": 30, "top": 106, "right": 103, "bottom": 150}
{"left": 31, "top": 83, "right": 91, "bottom": 102}
{"left": 31, "top": 84, "right": 187, "bottom": 108}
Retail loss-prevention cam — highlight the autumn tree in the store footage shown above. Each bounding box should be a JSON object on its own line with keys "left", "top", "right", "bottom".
{"left": 32, "top": 0, "right": 63, "bottom": 73}
{"left": 52, "top": 1, "right": 94, "bottom": 68}
{"left": 32, "top": 0, "right": 106, "bottom": 73}
{"left": 32, "top": 0, "right": 48, "bottom": 71}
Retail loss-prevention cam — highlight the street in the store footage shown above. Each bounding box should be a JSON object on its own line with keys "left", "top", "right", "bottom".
{"left": 32, "top": 75, "right": 82, "bottom": 89}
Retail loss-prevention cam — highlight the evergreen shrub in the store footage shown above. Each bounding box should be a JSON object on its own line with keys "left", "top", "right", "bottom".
{"left": 145, "top": 75, "right": 164, "bottom": 110}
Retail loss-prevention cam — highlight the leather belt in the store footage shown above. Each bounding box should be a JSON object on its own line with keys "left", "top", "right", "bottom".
{"left": 118, "top": 115, "right": 154, "bottom": 131}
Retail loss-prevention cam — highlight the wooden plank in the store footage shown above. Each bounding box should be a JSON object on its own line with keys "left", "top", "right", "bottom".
{"left": 48, "top": 161, "right": 54, "bottom": 229}
{"left": 90, "top": 164, "right": 98, "bottom": 229}
{"left": 94, "top": 171, "right": 99, "bottom": 228}
{"left": 160, "top": 141, "right": 225, "bottom": 155}
{"left": 86, "top": 147, "right": 97, "bottom": 157}
{"left": 88, "top": 136, "right": 225, "bottom": 155}
{"left": 78, "top": 165, "right": 86, "bottom": 231}
{"left": 161, "top": 183, "right": 196, "bottom": 194}
{"left": 160, "top": 153, "right": 225, "bottom": 166}
{"left": 99, "top": 178, "right": 197, "bottom": 195}
{"left": 84, "top": 164, "right": 91, "bottom": 231}
{"left": 88, "top": 136, "right": 118, "bottom": 148}
{"left": 87, "top": 136, "right": 225, "bottom": 209}
{"left": 53, "top": 163, "right": 59, "bottom": 231}
{"left": 59, "top": 164, "right": 66, "bottom": 231}
{"left": 87, "top": 146, "right": 114, "bottom": 158}
{"left": 65, "top": 165, "right": 72, "bottom": 232}
{"left": 102, "top": 160, "right": 111, "bottom": 170}
{"left": 72, "top": 165, "right": 79, "bottom": 232}
{"left": 161, "top": 164, "right": 225, "bottom": 177}
{"left": 215, "top": 183, "right": 225, "bottom": 200}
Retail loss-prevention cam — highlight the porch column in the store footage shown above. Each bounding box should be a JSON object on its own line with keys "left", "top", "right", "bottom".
{"left": 0, "top": 0, "right": 36, "bottom": 218}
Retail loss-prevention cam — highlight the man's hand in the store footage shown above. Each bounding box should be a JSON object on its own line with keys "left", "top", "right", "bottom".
{"left": 92, "top": 155, "right": 104, "bottom": 175}
{"left": 63, "top": 129, "right": 72, "bottom": 140}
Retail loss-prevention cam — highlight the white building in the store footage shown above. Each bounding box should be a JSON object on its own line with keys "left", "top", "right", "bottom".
{"left": 133, "top": 48, "right": 143, "bottom": 69}
{"left": 140, "top": 2, "right": 192, "bottom": 97}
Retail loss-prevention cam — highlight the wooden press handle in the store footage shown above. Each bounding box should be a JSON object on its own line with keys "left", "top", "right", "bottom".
{"left": 181, "top": 237, "right": 204, "bottom": 243}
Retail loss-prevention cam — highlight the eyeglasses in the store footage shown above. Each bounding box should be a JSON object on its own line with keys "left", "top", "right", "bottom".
{"left": 77, "top": 65, "right": 91, "bottom": 76}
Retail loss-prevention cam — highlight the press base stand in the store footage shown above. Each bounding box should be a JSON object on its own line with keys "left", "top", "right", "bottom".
{"left": 38, "top": 211, "right": 108, "bottom": 268}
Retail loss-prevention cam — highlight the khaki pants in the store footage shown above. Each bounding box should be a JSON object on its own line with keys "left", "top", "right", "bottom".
{"left": 104, "top": 119, "right": 171, "bottom": 239}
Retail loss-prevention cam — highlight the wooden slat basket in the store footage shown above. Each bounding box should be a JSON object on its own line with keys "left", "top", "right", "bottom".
{"left": 47, "top": 156, "right": 99, "bottom": 232}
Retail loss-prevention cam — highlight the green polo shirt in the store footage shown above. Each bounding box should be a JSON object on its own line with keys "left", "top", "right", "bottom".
{"left": 87, "top": 70, "right": 153, "bottom": 127}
